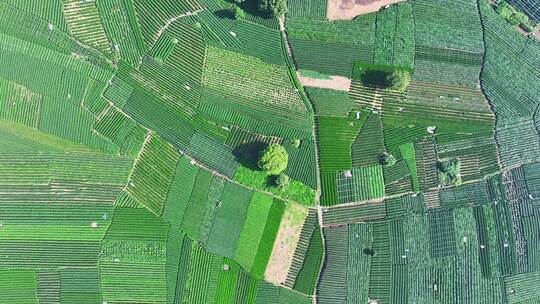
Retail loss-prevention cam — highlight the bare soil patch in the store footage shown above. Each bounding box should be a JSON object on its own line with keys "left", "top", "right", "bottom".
{"left": 327, "top": 0, "right": 406, "bottom": 20}
{"left": 264, "top": 203, "right": 308, "bottom": 284}
{"left": 297, "top": 71, "right": 352, "bottom": 92}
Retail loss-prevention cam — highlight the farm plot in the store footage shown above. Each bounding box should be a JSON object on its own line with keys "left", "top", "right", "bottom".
{"left": 383, "top": 159, "right": 413, "bottom": 196}
{"left": 99, "top": 208, "right": 169, "bottom": 304}
{"left": 322, "top": 201, "right": 386, "bottom": 226}
{"left": 496, "top": 116, "right": 540, "bottom": 168}
{"left": 206, "top": 181, "right": 252, "bottom": 258}
{"left": 59, "top": 267, "right": 102, "bottom": 303}
{"left": 480, "top": 1, "right": 540, "bottom": 120}
{"left": 126, "top": 134, "right": 180, "bottom": 216}
{"left": 306, "top": 87, "right": 356, "bottom": 117}
{"left": 82, "top": 79, "right": 109, "bottom": 117}
{"left": 131, "top": 0, "right": 203, "bottom": 50}
{"left": 265, "top": 202, "right": 309, "bottom": 284}
{"left": 368, "top": 221, "right": 391, "bottom": 303}
{"left": 317, "top": 226, "right": 349, "bottom": 303}
{"left": 96, "top": 0, "right": 145, "bottom": 65}
{"left": 256, "top": 281, "right": 312, "bottom": 303}
{"left": 293, "top": 225, "right": 323, "bottom": 295}
{"left": 232, "top": 20, "right": 284, "bottom": 66}
{"left": 250, "top": 198, "right": 286, "bottom": 279}
{"left": 0, "top": 270, "right": 38, "bottom": 304}
{"left": 0, "top": 151, "right": 124, "bottom": 269}
{"left": 0, "top": 2, "right": 113, "bottom": 72}
{"left": 318, "top": 115, "right": 362, "bottom": 171}
{"left": 283, "top": 138, "right": 318, "bottom": 189}
{"left": 351, "top": 112, "right": 385, "bottom": 167}
{"left": 336, "top": 165, "right": 385, "bottom": 204}
{"left": 92, "top": 106, "right": 143, "bottom": 154}
{"left": 287, "top": 0, "right": 327, "bottom": 19}
{"left": 411, "top": 0, "right": 486, "bottom": 89}
{"left": 187, "top": 131, "right": 240, "bottom": 177}
{"left": 0, "top": 77, "right": 42, "bottom": 128}
{"left": 121, "top": 83, "right": 195, "bottom": 150}
{"left": 284, "top": 209, "right": 318, "bottom": 289}
{"left": 234, "top": 192, "right": 274, "bottom": 272}
{"left": 139, "top": 18, "right": 207, "bottom": 111}
{"left": 198, "top": 91, "right": 312, "bottom": 141}
{"left": 63, "top": 0, "right": 111, "bottom": 54}
{"left": 161, "top": 156, "right": 199, "bottom": 229}
{"left": 287, "top": 15, "right": 375, "bottom": 77}
{"left": 178, "top": 169, "right": 213, "bottom": 240}
{"left": 318, "top": 114, "right": 364, "bottom": 205}
{"left": 373, "top": 2, "right": 415, "bottom": 68}
{"left": 413, "top": 0, "right": 484, "bottom": 53}
{"left": 2, "top": 0, "right": 68, "bottom": 32}
{"left": 203, "top": 46, "right": 310, "bottom": 124}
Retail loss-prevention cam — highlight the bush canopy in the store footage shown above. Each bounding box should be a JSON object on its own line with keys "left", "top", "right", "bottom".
{"left": 258, "top": 144, "right": 289, "bottom": 175}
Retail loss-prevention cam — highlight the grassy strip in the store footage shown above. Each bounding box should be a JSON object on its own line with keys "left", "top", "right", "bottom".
{"left": 294, "top": 226, "right": 323, "bottom": 295}
{"left": 399, "top": 142, "right": 419, "bottom": 192}
{"left": 250, "top": 198, "right": 286, "bottom": 278}
{"left": 234, "top": 192, "right": 274, "bottom": 271}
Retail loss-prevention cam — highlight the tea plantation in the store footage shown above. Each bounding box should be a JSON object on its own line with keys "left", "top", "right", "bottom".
{"left": 0, "top": 0, "right": 539, "bottom": 303}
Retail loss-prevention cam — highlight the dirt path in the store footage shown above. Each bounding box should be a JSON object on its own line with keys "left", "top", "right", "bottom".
{"left": 296, "top": 72, "right": 352, "bottom": 92}
{"left": 265, "top": 203, "right": 308, "bottom": 284}
{"left": 327, "top": 0, "right": 406, "bottom": 20}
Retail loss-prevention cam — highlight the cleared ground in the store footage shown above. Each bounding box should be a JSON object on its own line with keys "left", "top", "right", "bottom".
{"left": 297, "top": 72, "right": 352, "bottom": 92}
{"left": 327, "top": 0, "right": 407, "bottom": 20}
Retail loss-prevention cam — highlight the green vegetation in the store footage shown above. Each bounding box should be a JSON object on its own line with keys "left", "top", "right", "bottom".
{"left": 293, "top": 226, "right": 323, "bottom": 295}
{"left": 496, "top": 1, "right": 537, "bottom": 31}
{"left": 1, "top": 0, "right": 539, "bottom": 302}
{"left": 258, "top": 144, "right": 289, "bottom": 175}
{"left": 380, "top": 153, "right": 397, "bottom": 167}
{"left": 234, "top": 166, "right": 316, "bottom": 205}
{"left": 275, "top": 173, "right": 291, "bottom": 189}
{"left": 259, "top": 0, "right": 288, "bottom": 17}
{"left": 251, "top": 199, "right": 286, "bottom": 278}
{"left": 437, "top": 158, "right": 462, "bottom": 187}
{"left": 232, "top": 5, "right": 247, "bottom": 20}
{"left": 353, "top": 62, "right": 411, "bottom": 91}
{"left": 386, "top": 69, "right": 412, "bottom": 92}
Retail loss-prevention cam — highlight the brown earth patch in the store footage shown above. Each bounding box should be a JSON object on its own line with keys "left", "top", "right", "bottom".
{"left": 264, "top": 203, "right": 308, "bottom": 284}
{"left": 327, "top": 0, "right": 406, "bottom": 20}
{"left": 297, "top": 71, "right": 352, "bottom": 92}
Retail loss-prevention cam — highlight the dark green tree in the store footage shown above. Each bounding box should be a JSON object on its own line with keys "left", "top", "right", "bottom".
{"left": 275, "top": 173, "right": 290, "bottom": 189}
{"left": 259, "top": 0, "right": 287, "bottom": 17}
{"left": 380, "top": 153, "right": 396, "bottom": 167}
{"left": 232, "top": 5, "right": 246, "bottom": 20}
{"left": 437, "top": 158, "right": 462, "bottom": 187}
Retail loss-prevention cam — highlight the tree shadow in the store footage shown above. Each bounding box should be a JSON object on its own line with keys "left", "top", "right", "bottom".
{"left": 223, "top": 0, "right": 274, "bottom": 19}
{"left": 214, "top": 9, "right": 234, "bottom": 19}
{"left": 232, "top": 141, "right": 268, "bottom": 170}
{"left": 360, "top": 70, "right": 390, "bottom": 88}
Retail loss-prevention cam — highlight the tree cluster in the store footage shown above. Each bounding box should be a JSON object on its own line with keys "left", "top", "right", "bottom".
{"left": 231, "top": 0, "right": 287, "bottom": 18}
{"left": 386, "top": 70, "right": 411, "bottom": 92}
{"left": 259, "top": 0, "right": 287, "bottom": 17}
{"left": 380, "top": 153, "right": 396, "bottom": 167}
{"left": 360, "top": 69, "right": 411, "bottom": 92}
{"left": 258, "top": 144, "right": 290, "bottom": 189}
{"left": 437, "top": 158, "right": 462, "bottom": 187}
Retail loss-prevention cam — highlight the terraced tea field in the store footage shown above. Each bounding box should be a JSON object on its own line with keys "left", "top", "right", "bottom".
{"left": 0, "top": 0, "right": 539, "bottom": 303}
